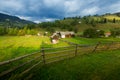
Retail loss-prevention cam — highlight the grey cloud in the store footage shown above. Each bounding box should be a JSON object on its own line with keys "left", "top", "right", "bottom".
{"left": 0, "top": 0, "right": 120, "bottom": 22}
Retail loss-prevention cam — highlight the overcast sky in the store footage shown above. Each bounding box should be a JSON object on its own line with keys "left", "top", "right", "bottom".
{"left": 0, "top": 0, "right": 120, "bottom": 23}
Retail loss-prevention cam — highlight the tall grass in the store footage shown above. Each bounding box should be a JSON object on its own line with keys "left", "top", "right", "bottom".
{"left": 0, "top": 36, "right": 69, "bottom": 61}
{"left": 31, "top": 50, "right": 120, "bottom": 80}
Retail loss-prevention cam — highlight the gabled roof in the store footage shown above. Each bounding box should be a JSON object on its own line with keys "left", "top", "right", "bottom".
{"left": 57, "top": 31, "right": 75, "bottom": 35}
{"left": 51, "top": 31, "right": 75, "bottom": 38}
{"left": 50, "top": 33, "right": 58, "bottom": 38}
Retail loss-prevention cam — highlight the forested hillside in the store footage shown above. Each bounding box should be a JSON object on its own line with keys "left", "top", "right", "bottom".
{"left": 0, "top": 13, "right": 34, "bottom": 28}
{"left": 38, "top": 13, "right": 120, "bottom": 33}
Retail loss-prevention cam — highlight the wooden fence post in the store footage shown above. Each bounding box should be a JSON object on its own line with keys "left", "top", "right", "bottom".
{"left": 118, "top": 42, "right": 120, "bottom": 49}
{"left": 75, "top": 44, "right": 78, "bottom": 56}
{"left": 92, "top": 42, "right": 100, "bottom": 53}
{"left": 41, "top": 47, "right": 46, "bottom": 64}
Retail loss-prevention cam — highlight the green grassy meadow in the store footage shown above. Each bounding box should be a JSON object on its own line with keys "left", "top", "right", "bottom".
{"left": 0, "top": 36, "right": 68, "bottom": 61}
{"left": 0, "top": 36, "right": 120, "bottom": 80}
{"left": 0, "top": 36, "right": 120, "bottom": 62}
{"left": 31, "top": 50, "right": 120, "bottom": 80}
{"left": 63, "top": 37, "right": 120, "bottom": 45}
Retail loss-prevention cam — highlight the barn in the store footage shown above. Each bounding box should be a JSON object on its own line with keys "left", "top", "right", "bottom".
{"left": 56, "top": 31, "right": 75, "bottom": 38}
{"left": 50, "top": 31, "right": 75, "bottom": 44}
{"left": 50, "top": 33, "right": 59, "bottom": 44}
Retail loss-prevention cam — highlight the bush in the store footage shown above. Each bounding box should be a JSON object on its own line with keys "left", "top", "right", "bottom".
{"left": 110, "top": 28, "right": 120, "bottom": 37}
{"left": 83, "top": 28, "right": 104, "bottom": 38}
{"left": 17, "top": 30, "right": 25, "bottom": 36}
{"left": 8, "top": 28, "right": 18, "bottom": 36}
{"left": 0, "top": 27, "right": 7, "bottom": 35}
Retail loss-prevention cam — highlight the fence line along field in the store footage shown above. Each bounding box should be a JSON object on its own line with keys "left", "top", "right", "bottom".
{"left": 0, "top": 39, "right": 120, "bottom": 80}
{"left": 0, "top": 35, "right": 120, "bottom": 80}
{"left": 1, "top": 36, "right": 120, "bottom": 62}
{"left": 0, "top": 36, "right": 68, "bottom": 61}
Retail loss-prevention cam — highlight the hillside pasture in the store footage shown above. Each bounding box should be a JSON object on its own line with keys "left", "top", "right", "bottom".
{"left": 104, "top": 15, "right": 120, "bottom": 20}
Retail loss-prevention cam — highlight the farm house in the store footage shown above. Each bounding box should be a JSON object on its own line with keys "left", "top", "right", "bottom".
{"left": 105, "top": 32, "right": 111, "bottom": 37}
{"left": 50, "top": 33, "right": 60, "bottom": 44}
{"left": 57, "top": 31, "right": 75, "bottom": 38}
{"left": 50, "top": 31, "right": 75, "bottom": 44}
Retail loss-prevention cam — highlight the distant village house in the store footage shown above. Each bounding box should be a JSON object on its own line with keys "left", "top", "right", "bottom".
{"left": 105, "top": 32, "right": 111, "bottom": 37}
{"left": 50, "top": 31, "right": 75, "bottom": 44}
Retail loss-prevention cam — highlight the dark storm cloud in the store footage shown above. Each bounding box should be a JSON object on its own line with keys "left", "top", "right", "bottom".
{"left": 0, "top": 0, "right": 120, "bottom": 22}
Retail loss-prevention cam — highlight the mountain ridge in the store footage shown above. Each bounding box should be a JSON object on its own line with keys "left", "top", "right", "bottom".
{"left": 0, "top": 13, "right": 35, "bottom": 28}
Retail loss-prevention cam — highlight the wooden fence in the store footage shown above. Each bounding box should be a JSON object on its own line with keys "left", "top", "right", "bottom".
{"left": 0, "top": 41, "right": 120, "bottom": 79}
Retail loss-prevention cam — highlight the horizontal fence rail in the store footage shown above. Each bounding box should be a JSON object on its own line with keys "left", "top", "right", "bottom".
{"left": 45, "top": 49, "right": 75, "bottom": 54}
{"left": 0, "top": 51, "right": 41, "bottom": 79}
{"left": 0, "top": 55, "right": 41, "bottom": 77}
{"left": 0, "top": 41, "right": 120, "bottom": 79}
{"left": 0, "top": 51, "right": 40, "bottom": 66}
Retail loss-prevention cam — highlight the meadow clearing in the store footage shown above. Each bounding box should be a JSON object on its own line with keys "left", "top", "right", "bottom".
{"left": 0, "top": 36, "right": 120, "bottom": 80}
{"left": 0, "top": 36, "right": 68, "bottom": 61}
{"left": 1, "top": 36, "right": 120, "bottom": 62}
{"left": 0, "top": 36, "right": 120, "bottom": 61}
{"left": 63, "top": 37, "right": 120, "bottom": 45}
{"left": 31, "top": 50, "right": 120, "bottom": 80}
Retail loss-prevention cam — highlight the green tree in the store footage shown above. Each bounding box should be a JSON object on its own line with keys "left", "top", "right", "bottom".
{"left": 74, "top": 28, "right": 78, "bottom": 33}
{"left": 8, "top": 28, "right": 14, "bottom": 35}
{"left": 90, "top": 19, "right": 96, "bottom": 27}
{"left": 83, "top": 28, "right": 104, "bottom": 38}
{"left": 110, "top": 28, "right": 120, "bottom": 37}
{"left": 71, "top": 19, "right": 78, "bottom": 26}
{"left": 0, "top": 27, "right": 6, "bottom": 35}
{"left": 29, "top": 29, "right": 38, "bottom": 35}
{"left": 113, "top": 18, "right": 116, "bottom": 23}
{"left": 8, "top": 28, "right": 18, "bottom": 36}
{"left": 17, "top": 30, "right": 25, "bottom": 36}
{"left": 103, "top": 18, "right": 107, "bottom": 23}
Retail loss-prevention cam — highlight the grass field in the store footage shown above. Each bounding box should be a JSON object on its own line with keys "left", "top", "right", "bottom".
{"left": 31, "top": 50, "right": 120, "bottom": 80}
{"left": 0, "top": 36, "right": 120, "bottom": 80}
{"left": 63, "top": 37, "right": 120, "bottom": 45}
{"left": 0, "top": 36, "right": 120, "bottom": 61}
{"left": 0, "top": 36, "right": 68, "bottom": 61}
{"left": 104, "top": 15, "right": 120, "bottom": 20}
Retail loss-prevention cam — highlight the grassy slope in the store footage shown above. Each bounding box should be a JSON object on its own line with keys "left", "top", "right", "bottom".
{"left": 32, "top": 50, "right": 120, "bottom": 80}
{"left": 61, "top": 15, "right": 120, "bottom": 32}
{"left": 91, "top": 15, "right": 120, "bottom": 32}
{"left": 104, "top": 15, "right": 120, "bottom": 20}
{"left": 76, "top": 23, "right": 120, "bottom": 32}
{"left": 0, "top": 36, "right": 68, "bottom": 61}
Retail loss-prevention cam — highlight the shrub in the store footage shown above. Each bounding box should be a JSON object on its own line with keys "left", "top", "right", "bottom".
{"left": 17, "top": 30, "right": 25, "bottom": 36}
{"left": 83, "top": 28, "right": 104, "bottom": 38}
{"left": 110, "top": 28, "right": 120, "bottom": 37}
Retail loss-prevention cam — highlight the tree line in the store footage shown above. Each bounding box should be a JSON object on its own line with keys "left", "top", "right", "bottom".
{"left": 83, "top": 28, "right": 120, "bottom": 38}
{"left": 0, "top": 25, "right": 39, "bottom": 36}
